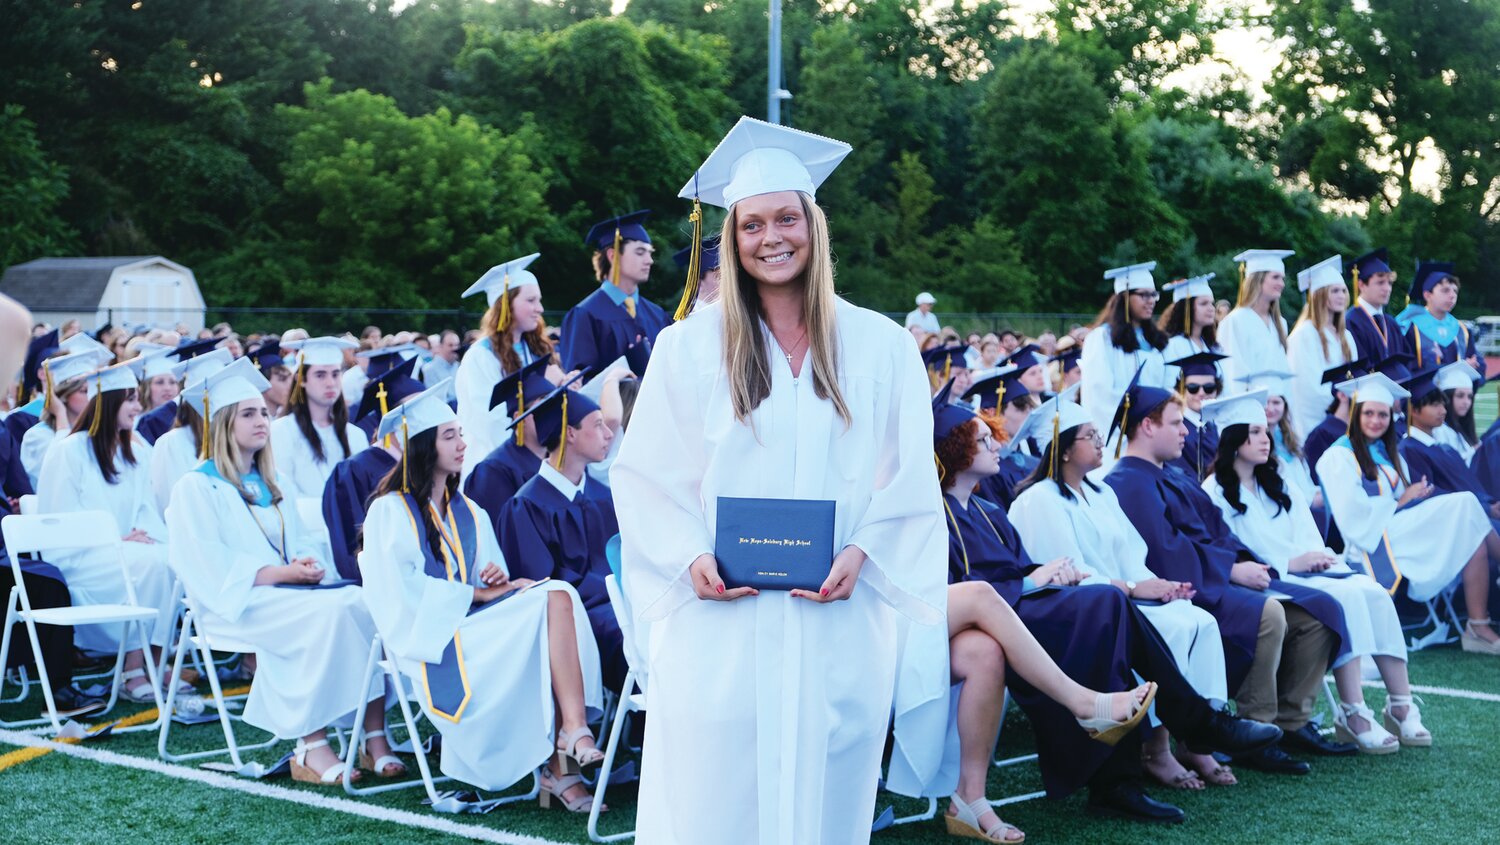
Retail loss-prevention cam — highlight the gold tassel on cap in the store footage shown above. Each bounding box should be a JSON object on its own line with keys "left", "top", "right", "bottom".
{"left": 87, "top": 390, "right": 103, "bottom": 437}
{"left": 1350, "top": 264, "right": 1360, "bottom": 288}
{"left": 514, "top": 383, "right": 525, "bottom": 447}
{"left": 1346, "top": 391, "right": 1358, "bottom": 438}
{"left": 288, "top": 364, "right": 305, "bottom": 406}
{"left": 1048, "top": 412, "right": 1062, "bottom": 479}
{"left": 401, "top": 418, "right": 410, "bottom": 493}
{"left": 552, "top": 393, "right": 569, "bottom": 470}
{"left": 1114, "top": 395, "right": 1131, "bottom": 459}
{"left": 199, "top": 393, "right": 211, "bottom": 460}
{"left": 377, "top": 382, "right": 392, "bottom": 448}
{"left": 995, "top": 380, "right": 1006, "bottom": 409}
{"left": 495, "top": 273, "right": 512, "bottom": 333}
{"left": 42, "top": 370, "right": 54, "bottom": 418}
{"left": 674, "top": 197, "right": 704, "bottom": 322}
{"left": 608, "top": 226, "right": 623, "bottom": 289}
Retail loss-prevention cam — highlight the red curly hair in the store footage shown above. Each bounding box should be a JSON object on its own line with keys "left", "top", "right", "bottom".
{"left": 936, "top": 414, "right": 1005, "bottom": 490}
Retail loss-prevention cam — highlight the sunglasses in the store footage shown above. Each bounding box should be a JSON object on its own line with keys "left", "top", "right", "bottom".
{"left": 1183, "top": 382, "right": 1221, "bottom": 395}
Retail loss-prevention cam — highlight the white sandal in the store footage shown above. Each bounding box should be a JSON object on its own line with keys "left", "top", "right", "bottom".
{"left": 292, "top": 738, "right": 354, "bottom": 786}
{"left": 358, "top": 728, "right": 407, "bottom": 778}
{"left": 556, "top": 726, "right": 604, "bottom": 773}
{"left": 539, "top": 763, "right": 599, "bottom": 813}
{"left": 1075, "top": 683, "right": 1156, "bottom": 746}
{"left": 1332, "top": 700, "right": 1399, "bottom": 755}
{"left": 120, "top": 668, "right": 158, "bottom": 703}
{"left": 1382, "top": 694, "right": 1432, "bottom": 747}
{"left": 1461, "top": 619, "right": 1500, "bottom": 655}
{"left": 946, "top": 793, "right": 1024, "bottom": 843}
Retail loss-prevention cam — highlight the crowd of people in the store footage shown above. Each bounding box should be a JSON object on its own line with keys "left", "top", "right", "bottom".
{"left": 2, "top": 114, "right": 1498, "bottom": 845}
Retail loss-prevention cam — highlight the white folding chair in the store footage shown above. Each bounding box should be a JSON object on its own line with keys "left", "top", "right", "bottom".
{"left": 0, "top": 510, "right": 164, "bottom": 733}
{"left": 342, "top": 635, "right": 539, "bottom": 811}
{"left": 589, "top": 572, "right": 647, "bottom": 843}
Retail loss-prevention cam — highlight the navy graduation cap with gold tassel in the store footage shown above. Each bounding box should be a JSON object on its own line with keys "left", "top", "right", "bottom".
{"left": 922, "top": 344, "right": 969, "bottom": 386}
{"left": 1107, "top": 364, "right": 1176, "bottom": 459}
{"left": 489, "top": 357, "right": 554, "bottom": 446}
{"left": 963, "top": 364, "right": 1029, "bottom": 412}
{"left": 507, "top": 372, "right": 600, "bottom": 470}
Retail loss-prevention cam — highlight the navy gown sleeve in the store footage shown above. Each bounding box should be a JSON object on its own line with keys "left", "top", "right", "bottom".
{"left": 465, "top": 458, "right": 522, "bottom": 542}
{"left": 0, "top": 431, "right": 33, "bottom": 498}
{"left": 559, "top": 303, "right": 599, "bottom": 374}
{"left": 1105, "top": 463, "right": 1214, "bottom": 588}
{"left": 136, "top": 401, "right": 177, "bottom": 445}
{"left": 1475, "top": 437, "right": 1500, "bottom": 501}
{"left": 495, "top": 494, "right": 557, "bottom": 583}
{"left": 322, "top": 460, "right": 361, "bottom": 582}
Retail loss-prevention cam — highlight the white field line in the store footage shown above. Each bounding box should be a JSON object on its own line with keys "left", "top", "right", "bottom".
{"left": 0, "top": 728, "right": 573, "bottom": 845}
{"left": 1362, "top": 681, "right": 1500, "bottom": 704}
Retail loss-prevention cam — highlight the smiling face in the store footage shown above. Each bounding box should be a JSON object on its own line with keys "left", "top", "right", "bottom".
{"left": 1192, "top": 295, "right": 1217, "bottom": 330}
{"left": 1182, "top": 374, "right": 1219, "bottom": 412}
{"left": 1265, "top": 395, "right": 1287, "bottom": 427}
{"left": 510, "top": 286, "right": 545, "bottom": 334}
{"left": 1358, "top": 401, "right": 1391, "bottom": 440}
{"left": 1128, "top": 289, "right": 1158, "bottom": 322}
{"left": 733, "top": 191, "right": 811, "bottom": 287}
{"left": 148, "top": 374, "right": 180, "bottom": 407}
{"left": 232, "top": 395, "right": 272, "bottom": 454}
{"left": 1261, "top": 271, "right": 1286, "bottom": 300}
{"left": 115, "top": 388, "right": 142, "bottom": 431}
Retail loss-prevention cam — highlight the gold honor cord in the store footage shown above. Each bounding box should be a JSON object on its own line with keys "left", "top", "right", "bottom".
{"left": 674, "top": 197, "right": 704, "bottom": 322}
{"left": 552, "top": 393, "right": 569, "bottom": 470}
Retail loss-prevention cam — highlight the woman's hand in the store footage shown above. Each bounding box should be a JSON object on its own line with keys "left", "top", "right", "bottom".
{"left": 1310, "top": 489, "right": 1325, "bottom": 510}
{"left": 478, "top": 563, "right": 509, "bottom": 589}
{"left": 1129, "top": 578, "right": 1181, "bottom": 601}
{"left": 690, "top": 553, "right": 758, "bottom": 601}
{"left": 1397, "top": 476, "right": 1432, "bottom": 507}
{"left": 1230, "top": 561, "right": 1272, "bottom": 590}
{"left": 122, "top": 528, "right": 156, "bottom": 545}
{"left": 792, "top": 545, "right": 867, "bottom": 603}
{"left": 1029, "top": 557, "right": 1076, "bottom": 587}
{"left": 1288, "top": 551, "right": 1336, "bottom": 573}
{"left": 262, "top": 557, "right": 324, "bottom": 585}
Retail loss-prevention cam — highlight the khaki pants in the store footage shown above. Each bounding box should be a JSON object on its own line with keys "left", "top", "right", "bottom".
{"left": 1233, "top": 600, "right": 1335, "bottom": 729}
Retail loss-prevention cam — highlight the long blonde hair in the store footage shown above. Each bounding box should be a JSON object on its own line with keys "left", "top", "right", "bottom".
{"left": 207, "top": 402, "right": 284, "bottom": 506}
{"left": 1236, "top": 270, "right": 1288, "bottom": 349}
{"left": 718, "top": 192, "right": 850, "bottom": 427}
{"left": 1293, "top": 286, "right": 1353, "bottom": 361}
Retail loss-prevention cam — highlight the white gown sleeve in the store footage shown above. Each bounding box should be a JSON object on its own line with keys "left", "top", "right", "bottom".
{"left": 166, "top": 474, "right": 272, "bottom": 623}
{"left": 269, "top": 419, "right": 308, "bottom": 499}
{"left": 455, "top": 343, "right": 510, "bottom": 472}
{"left": 1080, "top": 327, "right": 1120, "bottom": 431}
{"left": 358, "top": 494, "right": 474, "bottom": 664}
{"left": 1315, "top": 445, "right": 1397, "bottom": 552}
{"left": 35, "top": 433, "right": 83, "bottom": 516}
{"left": 1009, "top": 485, "right": 1088, "bottom": 572}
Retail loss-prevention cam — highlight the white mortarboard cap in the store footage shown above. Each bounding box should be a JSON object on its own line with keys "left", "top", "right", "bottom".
{"left": 915, "top": 292, "right": 936, "bottom": 306}
{"left": 1029, "top": 385, "right": 1091, "bottom": 452}
{"left": 136, "top": 344, "right": 178, "bottom": 379}
{"left": 1104, "top": 261, "right": 1157, "bottom": 294}
{"left": 172, "top": 348, "right": 234, "bottom": 387}
{"left": 283, "top": 336, "right": 359, "bottom": 368}
{"left": 1235, "top": 367, "right": 1294, "bottom": 399}
{"left": 375, "top": 379, "right": 457, "bottom": 441}
{"left": 1200, "top": 388, "right": 1269, "bottom": 429}
{"left": 1234, "top": 249, "right": 1296, "bottom": 276}
{"left": 679, "top": 116, "right": 852, "bottom": 210}
{"left": 180, "top": 358, "right": 271, "bottom": 417}
{"left": 1163, "top": 272, "right": 1215, "bottom": 303}
{"left": 1335, "top": 372, "right": 1409, "bottom": 408}
{"left": 44, "top": 351, "right": 111, "bottom": 386}
{"left": 60, "top": 332, "right": 112, "bottom": 360}
{"left": 1297, "top": 255, "right": 1345, "bottom": 293}
{"left": 85, "top": 359, "right": 145, "bottom": 398}
{"left": 464, "top": 253, "right": 542, "bottom": 307}
{"left": 1436, "top": 361, "right": 1483, "bottom": 392}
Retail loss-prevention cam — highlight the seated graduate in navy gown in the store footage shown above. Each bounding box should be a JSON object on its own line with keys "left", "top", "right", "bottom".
{"left": 464, "top": 357, "right": 554, "bottom": 538}
{"left": 1397, "top": 363, "right": 1500, "bottom": 531}
{"left": 923, "top": 344, "right": 972, "bottom": 398}
{"left": 1166, "top": 351, "right": 1227, "bottom": 480}
{"left": 963, "top": 365, "right": 1038, "bottom": 511}
{"left": 1398, "top": 261, "right": 1481, "bottom": 372}
{"left": 246, "top": 339, "right": 294, "bottom": 419}
{"left": 933, "top": 383, "right": 1279, "bottom": 824}
{"left": 496, "top": 379, "right": 625, "bottom": 692}
{"left": 559, "top": 210, "right": 670, "bottom": 376}
{"left": 998, "top": 342, "right": 1051, "bottom": 399}
{"left": 6, "top": 329, "right": 59, "bottom": 449}
{"left": 321, "top": 357, "right": 425, "bottom": 582}
{"left": 1102, "top": 369, "right": 1354, "bottom": 775}
{"left": 1344, "top": 249, "right": 1409, "bottom": 365}
{"left": 134, "top": 337, "right": 226, "bottom": 445}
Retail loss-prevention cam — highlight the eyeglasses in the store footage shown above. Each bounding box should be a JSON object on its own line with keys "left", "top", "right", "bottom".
{"left": 1129, "top": 290, "right": 1159, "bottom": 300}
{"left": 1183, "top": 383, "right": 1221, "bottom": 395}
{"left": 1077, "top": 429, "right": 1103, "bottom": 445}
{"left": 978, "top": 433, "right": 997, "bottom": 449}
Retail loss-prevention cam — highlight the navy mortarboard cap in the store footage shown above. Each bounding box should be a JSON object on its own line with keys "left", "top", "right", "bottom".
{"left": 1408, "top": 261, "right": 1456, "bottom": 303}
{"left": 168, "top": 336, "right": 226, "bottom": 362}
{"left": 357, "top": 357, "right": 424, "bottom": 422}
{"left": 22, "top": 329, "right": 61, "bottom": 396}
{"left": 1372, "top": 351, "right": 1414, "bottom": 383}
{"left": 1321, "top": 358, "right": 1370, "bottom": 386}
{"left": 508, "top": 373, "right": 602, "bottom": 467}
{"left": 247, "top": 340, "right": 285, "bottom": 372}
{"left": 963, "top": 365, "right": 1029, "bottom": 411}
{"left": 1051, "top": 347, "right": 1082, "bottom": 374}
{"left": 922, "top": 344, "right": 969, "bottom": 377}
{"left": 1400, "top": 367, "right": 1443, "bottom": 403}
{"left": 584, "top": 210, "right": 652, "bottom": 250}
{"left": 1168, "top": 351, "right": 1228, "bottom": 379}
{"left": 489, "top": 357, "right": 553, "bottom": 417}
{"left": 624, "top": 340, "right": 651, "bottom": 377}
{"left": 678, "top": 116, "right": 852, "bottom": 211}
{"left": 932, "top": 379, "right": 979, "bottom": 444}
{"left": 1000, "top": 344, "right": 1045, "bottom": 372}
{"left": 1348, "top": 248, "right": 1390, "bottom": 284}
{"left": 672, "top": 239, "right": 721, "bottom": 273}
{"left": 1108, "top": 364, "right": 1175, "bottom": 458}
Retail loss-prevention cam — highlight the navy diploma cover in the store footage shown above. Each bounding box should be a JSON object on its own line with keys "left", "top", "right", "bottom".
{"left": 715, "top": 497, "right": 836, "bottom": 591}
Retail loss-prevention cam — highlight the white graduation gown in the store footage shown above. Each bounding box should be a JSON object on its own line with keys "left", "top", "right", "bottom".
{"left": 360, "top": 492, "right": 601, "bottom": 792}
{"left": 1273, "top": 435, "right": 1319, "bottom": 504}
{"left": 1080, "top": 325, "right": 1167, "bottom": 446}
{"left": 1203, "top": 477, "right": 1403, "bottom": 662}
{"left": 1162, "top": 334, "right": 1222, "bottom": 388}
{"left": 341, "top": 366, "right": 368, "bottom": 408}
{"left": 1433, "top": 424, "right": 1477, "bottom": 465}
{"left": 35, "top": 432, "right": 176, "bottom": 652}
{"left": 19, "top": 420, "right": 64, "bottom": 491}
{"left": 454, "top": 339, "right": 515, "bottom": 482}
{"left": 269, "top": 415, "right": 365, "bottom": 564}
{"left": 611, "top": 300, "right": 946, "bottom": 845}
{"left": 1010, "top": 479, "right": 1228, "bottom": 702}
{"left": 1315, "top": 442, "right": 1489, "bottom": 602}
{"left": 149, "top": 426, "right": 199, "bottom": 515}
{"left": 1286, "top": 323, "right": 1357, "bottom": 440}
{"left": 1217, "top": 307, "right": 1290, "bottom": 396}
{"left": 166, "top": 471, "right": 384, "bottom": 738}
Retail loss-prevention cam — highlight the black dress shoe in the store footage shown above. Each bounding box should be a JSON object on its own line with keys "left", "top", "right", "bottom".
{"left": 1234, "top": 743, "right": 1311, "bottom": 775}
{"left": 1281, "top": 722, "right": 1357, "bottom": 756}
{"left": 1184, "top": 710, "right": 1283, "bottom": 756}
{"left": 1086, "top": 782, "right": 1185, "bottom": 824}
{"left": 47, "top": 685, "right": 106, "bottom": 719}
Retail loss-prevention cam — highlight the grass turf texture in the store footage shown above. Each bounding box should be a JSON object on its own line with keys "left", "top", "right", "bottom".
{"left": 2, "top": 647, "right": 1498, "bottom": 844}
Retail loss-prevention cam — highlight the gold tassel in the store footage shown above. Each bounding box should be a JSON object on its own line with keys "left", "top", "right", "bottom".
{"left": 377, "top": 382, "right": 391, "bottom": 448}
{"left": 1048, "top": 412, "right": 1062, "bottom": 479}
{"left": 1184, "top": 296, "right": 1191, "bottom": 336}
{"left": 1114, "top": 395, "right": 1130, "bottom": 459}
{"left": 1346, "top": 390, "right": 1357, "bottom": 438}
{"left": 514, "top": 383, "right": 525, "bottom": 447}
{"left": 553, "top": 393, "right": 568, "bottom": 470}
{"left": 87, "top": 391, "right": 103, "bottom": 437}
{"left": 674, "top": 198, "right": 704, "bottom": 322}
{"left": 995, "top": 380, "right": 1006, "bottom": 409}
{"left": 495, "top": 273, "right": 512, "bottom": 333}
{"left": 1350, "top": 264, "right": 1360, "bottom": 289}
{"left": 608, "top": 226, "right": 623, "bottom": 289}
{"left": 401, "top": 419, "right": 410, "bottom": 493}
{"left": 934, "top": 454, "right": 946, "bottom": 484}
{"left": 42, "top": 370, "right": 54, "bottom": 417}
{"left": 199, "top": 393, "right": 210, "bottom": 460}
{"left": 943, "top": 358, "right": 951, "bottom": 382}
{"left": 288, "top": 364, "right": 305, "bottom": 406}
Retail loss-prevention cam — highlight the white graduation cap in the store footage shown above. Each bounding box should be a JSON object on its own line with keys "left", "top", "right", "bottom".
{"left": 1234, "top": 366, "right": 1293, "bottom": 399}
{"left": 179, "top": 358, "right": 271, "bottom": 418}
{"left": 678, "top": 116, "right": 852, "bottom": 209}
{"left": 43, "top": 350, "right": 111, "bottom": 387}
{"left": 1104, "top": 261, "right": 1157, "bottom": 294}
{"left": 375, "top": 378, "right": 457, "bottom": 443}
{"left": 283, "top": 336, "right": 359, "bottom": 368}
{"left": 1163, "top": 272, "right": 1215, "bottom": 303}
{"left": 60, "top": 332, "right": 111, "bottom": 360}
{"left": 1335, "top": 372, "right": 1409, "bottom": 408}
{"left": 172, "top": 348, "right": 234, "bottom": 388}
{"left": 1029, "top": 385, "right": 1090, "bottom": 453}
{"left": 85, "top": 358, "right": 145, "bottom": 398}
{"left": 1436, "top": 361, "right": 1483, "bottom": 392}
{"left": 1200, "top": 388, "right": 1269, "bottom": 429}
{"left": 1297, "top": 254, "right": 1345, "bottom": 294}
{"left": 1234, "top": 249, "right": 1296, "bottom": 276}
{"left": 464, "top": 253, "right": 542, "bottom": 307}
{"left": 136, "top": 343, "right": 179, "bottom": 379}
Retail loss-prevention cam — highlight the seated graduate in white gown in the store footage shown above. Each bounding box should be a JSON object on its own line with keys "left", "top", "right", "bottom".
{"left": 1285, "top": 256, "right": 1360, "bottom": 441}
{"left": 149, "top": 349, "right": 234, "bottom": 514}
{"left": 1314, "top": 372, "right": 1500, "bottom": 658}
{"left": 20, "top": 349, "right": 109, "bottom": 490}
{"left": 37, "top": 359, "right": 178, "bottom": 703}
{"left": 1217, "top": 249, "right": 1295, "bottom": 393}
{"left": 1200, "top": 389, "right": 1428, "bottom": 752}
{"left": 165, "top": 359, "right": 393, "bottom": 786}
{"left": 1009, "top": 390, "right": 1235, "bottom": 789}
{"left": 358, "top": 381, "right": 605, "bottom": 812}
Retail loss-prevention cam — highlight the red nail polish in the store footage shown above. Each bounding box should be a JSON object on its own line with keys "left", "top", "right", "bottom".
{"left": 820, "top": 588, "right": 828, "bottom": 597}
{"left": 715, "top": 584, "right": 724, "bottom": 595}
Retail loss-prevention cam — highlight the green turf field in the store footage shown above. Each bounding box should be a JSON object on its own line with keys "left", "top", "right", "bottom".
{"left": 2, "top": 644, "right": 1498, "bottom": 845}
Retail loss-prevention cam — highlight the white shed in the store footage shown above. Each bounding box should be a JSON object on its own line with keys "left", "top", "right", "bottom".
{"left": 0, "top": 255, "right": 207, "bottom": 333}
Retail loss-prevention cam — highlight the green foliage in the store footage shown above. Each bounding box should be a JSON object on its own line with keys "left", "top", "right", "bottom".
{"left": 0, "top": 105, "right": 79, "bottom": 269}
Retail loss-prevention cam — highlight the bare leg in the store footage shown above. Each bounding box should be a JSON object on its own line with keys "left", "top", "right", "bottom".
{"left": 544, "top": 589, "right": 596, "bottom": 807}
{"left": 946, "top": 629, "right": 1022, "bottom": 841}
{"left": 299, "top": 727, "right": 341, "bottom": 772}
{"left": 1142, "top": 726, "right": 1202, "bottom": 790}
{"left": 1462, "top": 545, "right": 1497, "bottom": 642}
{"left": 1373, "top": 655, "right": 1413, "bottom": 718}
{"left": 361, "top": 697, "right": 397, "bottom": 765}
{"left": 946, "top": 581, "right": 1148, "bottom": 721}
{"left": 1332, "top": 659, "right": 1375, "bottom": 734}
{"left": 122, "top": 649, "right": 151, "bottom": 694}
